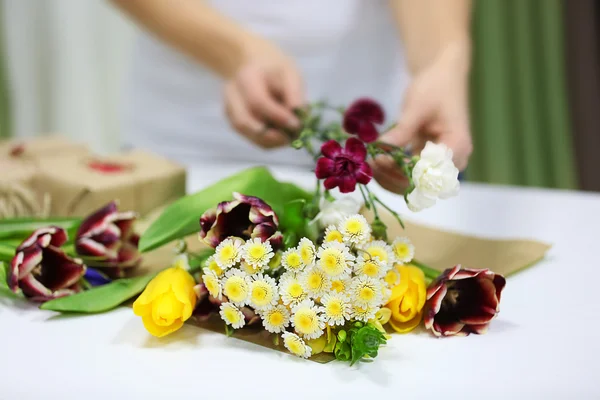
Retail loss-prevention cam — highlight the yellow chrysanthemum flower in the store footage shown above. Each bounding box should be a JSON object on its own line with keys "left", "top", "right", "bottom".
{"left": 316, "top": 241, "right": 354, "bottom": 278}
{"left": 219, "top": 302, "right": 245, "bottom": 329}
{"left": 241, "top": 238, "right": 274, "bottom": 269}
{"left": 384, "top": 268, "right": 401, "bottom": 287}
{"left": 354, "top": 254, "right": 388, "bottom": 278}
{"left": 261, "top": 305, "right": 290, "bottom": 333}
{"left": 222, "top": 269, "right": 250, "bottom": 306}
{"left": 338, "top": 214, "right": 371, "bottom": 244}
{"left": 202, "top": 270, "right": 221, "bottom": 299}
{"left": 324, "top": 225, "right": 343, "bottom": 243}
{"left": 319, "top": 293, "right": 351, "bottom": 326}
{"left": 248, "top": 274, "right": 279, "bottom": 310}
{"left": 362, "top": 240, "right": 394, "bottom": 266}
{"left": 204, "top": 255, "right": 224, "bottom": 277}
{"left": 281, "top": 247, "right": 305, "bottom": 272}
{"left": 291, "top": 299, "right": 325, "bottom": 340}
{"left": 300, "top": 267, "right": 330, "bottom": 298}
{"left": 282, "top": 332, "right": 311, "bottom": 358}
{"left": 391, "top": 237, "right": 415, "bottom": 264}
{"left": 351, "top": 276, "right": 383, "bottom": 307}
{"left": 214, "top": 238, "right": 244, "bottom": 269}
{"left": 279, "top": 273, "right": 307, "bottom": 305}
{"left": 298, "top": 238, "right": 316, "bottom": 266}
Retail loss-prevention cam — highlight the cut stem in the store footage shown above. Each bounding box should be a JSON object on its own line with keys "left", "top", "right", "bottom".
{"left": 411, "top": 259, "right": 440, "bottom": 280}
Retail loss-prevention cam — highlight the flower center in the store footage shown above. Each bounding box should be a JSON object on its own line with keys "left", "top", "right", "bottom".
{"left": 327, "top": 301, "right": 342, "bottom": 316}
{"left": 269, "top": 312, "right": 283, "bottom": 325}
{"left": 289, "top": 283, "right": 304, "bottom": 298}
{"left": 335, "top": 154, "right": 358, "bottom": 175}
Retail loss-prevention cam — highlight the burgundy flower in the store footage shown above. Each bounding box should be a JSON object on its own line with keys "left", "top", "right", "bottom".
{"left": 424, "top": 265, "right": 506, "bottom": 337}
{"left": 315, "top": 138, "right": 373, "bottom": 193}
{"left": 75, "top": 202, "right": 141, "bottom": 273}
{"left": 193, "top": 284, "right": 260, "bottom": 326}
{"left": 199, "top": 192, "right": 283, "bottom": 249}
{"left": 8, "top": 227, "right": 86, "bottom": 302}
{"left": 342, "top": 98, "right": 385, "bottom": 143}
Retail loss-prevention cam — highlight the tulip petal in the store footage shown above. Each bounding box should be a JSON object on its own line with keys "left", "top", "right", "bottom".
{"left": 19, "top": 274, "right": 53, "bottom": 300}
{"left": 141, "top": 314, "right": 183, "bottom": 337}
{"left": 388, "top": 310, "right": 423, "bottom": 333}
{"left": 117, "top": 242, "right": 142, "bottom": 268}
{"left": 315, "top": 157, "right": 335, "bottom": 179}
{"left": 38, "top": 246, "right": 86, "bottom": 291}
{"left": 14, "top": 245, "right": 43, "bottom": 280}
{"left": 268, "top": 231, "right": 283, "bottom": 250}
{"left": 76, "top": 201, "right": 118, "bottom": 238}
{"left": 76, "top": 237, "right": 110, "bottom": 258}
{"left": 17, "top": 227, "right": 67, "bottom": 251}
{"left": 321, "top": 140, "right": 342, "bottom": 158}
{"left": 113, "top": 212, "right": 136, "bottom": 238}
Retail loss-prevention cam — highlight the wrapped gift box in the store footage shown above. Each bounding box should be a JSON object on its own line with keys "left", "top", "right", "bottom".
{"left": 0, "top": 135, "right": 89, "bottom": 162}
{"left": 33, "top": 150, "right": 186, "bottom": 217}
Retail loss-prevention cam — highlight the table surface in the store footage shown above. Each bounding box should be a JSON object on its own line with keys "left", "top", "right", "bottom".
{"left": 2, "top": 162, "right": 600, "bottom": 400}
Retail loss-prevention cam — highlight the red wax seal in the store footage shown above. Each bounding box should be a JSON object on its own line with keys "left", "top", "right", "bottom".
{"left": 9, "top": 144, "right": 25, "bottom": 157}
{"left": 87, "top": 160, "right": 129, "bottom": 174}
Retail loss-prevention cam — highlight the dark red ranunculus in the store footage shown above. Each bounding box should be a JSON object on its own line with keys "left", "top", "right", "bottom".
{"left": 342, "top": 98, "right": 385, "bottom": 143}
{"left": 424, "top": 265, "right": 506, "bottom": 337}
{"left": 8, "top": 227, "right": 86, "bottom": 302}
{"left": 315, "top": 138, "right": 372, "bottom": 193}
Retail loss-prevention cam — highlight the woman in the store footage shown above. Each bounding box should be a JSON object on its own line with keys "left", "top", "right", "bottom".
{"left": 112, "top": 0, "right": 473, "bottom": 193}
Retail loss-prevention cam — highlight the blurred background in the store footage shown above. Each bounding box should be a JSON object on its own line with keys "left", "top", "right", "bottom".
{"left": 0, "top": 0, "right": 598, "bottom": 191}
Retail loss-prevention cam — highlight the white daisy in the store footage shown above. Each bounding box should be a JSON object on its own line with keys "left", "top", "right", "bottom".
{"left": 222, "top": 269, "right": 250, "bottom": 306}
{"left": 361, "top": 240, "right": 395, "bottom": 267}
{"left": 281, "top": 247, "right": 305, "bottom": 273}
{"left": 202, "top": 270, "right": 221, "bottom": 299}
{"left": 204, "top": 255, "right": 224, "bottom": 277}
{"left": 319, "top": 293, "right": 351, "bottom": 326}
{"left": 329, "top": 276, "right": 352, "bottom": 294}
{"left": 350, "top": 303, "right": 378, "bottom": 322}
{"left": 383, "top": 268, "right": 401, "bottom": 287}
{"left": 353, "top": 254, "right": 389, "bottom": 278}
{"left": 240, "top": 261, "right": 262, "bottom": 275}
{"left": 291, "top": 299, "right": 325, "bottom": 340}
{"left": 241, "top": 238, "right": 274, "bottom": 270}
{"left": 300, "top": 266, "right": 330, "bottom": 299}
{"left": 381, "top": 286, "right": 393, "bottom": 304}
{"left": 391, "top": 237, "right": 415, "bottom": 264}
{"left": 298, "top": 238, "right": 316, "bottom": 266}
{"left": 350, "top": 276, "right": 383, "bottom": 307}
{"left": 282, "top": 332, "right": 311, "bottom": 359}
{"left": 219, "top": 302, "right": 245, "bottom": 329}
{"left": 260, "top": 305, "right": 290, "bottom": 333}
{"left": 323, "top": 225, "right": 343, "bottom": 243}
{"left": 248, "top": 274, "right": 279, "bottom": 310}
{"left": 214, "top": 238, "right": 244, "bottom": 269}
{"left": 316, "top": 241, "right": 354, "bottom": 278}
{"left": 279, "top": 273, "right": 307, "bottom": 305}
{"left": 338, "top": 214, "right": 371, "bottom": 244}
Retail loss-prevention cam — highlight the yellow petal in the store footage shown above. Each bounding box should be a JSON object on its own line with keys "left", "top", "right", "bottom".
{"left": 151, "top": 292, "right": 184, "bottom": 326}
{"left": 135, "top": 268, "right": 177, "bottom": 308}
{"left": 169, "top": 268, "right": 197, "bottom": 321}
{"left": 376, "top": 308, "right": 392, "bottom": 325}
{"left": 307, "top": 335, "right": 327, "bottom": 355}
{"left": 388, "top": 311, "right": 423, "bottom": 333}
{"left": 141, "top": 314, "right": 184, "bottom": 337}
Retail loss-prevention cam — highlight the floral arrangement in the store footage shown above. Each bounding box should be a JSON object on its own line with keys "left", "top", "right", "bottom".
{"left": 0, "top": 98, "right": 506, "bottom": 365}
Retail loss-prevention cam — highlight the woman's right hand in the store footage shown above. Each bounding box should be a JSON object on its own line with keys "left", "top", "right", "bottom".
{"left": 223, "top": 41, "right": 305, "bottom": 149}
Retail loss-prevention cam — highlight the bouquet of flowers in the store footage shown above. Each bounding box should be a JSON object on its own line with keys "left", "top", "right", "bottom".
{"left": 0, "top": 98, "right": 507, "bottom": 365}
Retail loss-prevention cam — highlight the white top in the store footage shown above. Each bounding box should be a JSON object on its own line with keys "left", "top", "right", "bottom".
{"left": 2, "top": 162, "right": 600, "bottom": 399}
{"left": 123, "top": 0, "right": 408, "bottom": 165}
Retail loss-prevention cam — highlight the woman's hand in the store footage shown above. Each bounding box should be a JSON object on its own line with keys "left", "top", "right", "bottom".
{"left": 224, "top": 41, "right": 305, "bottom": 149}
{"left": 372, "top": 43, "right": 472, "bottom": 193}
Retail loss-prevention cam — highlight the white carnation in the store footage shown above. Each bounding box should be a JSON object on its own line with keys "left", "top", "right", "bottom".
{"left": 313, "top": 196, "right": 361, "bottom": 228}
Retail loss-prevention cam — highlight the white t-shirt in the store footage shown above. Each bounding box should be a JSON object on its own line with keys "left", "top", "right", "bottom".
{"left": 124, "top": 0, "right": 409, "bottom": 167}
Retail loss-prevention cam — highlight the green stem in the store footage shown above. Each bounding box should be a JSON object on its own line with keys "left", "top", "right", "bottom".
{"left": 371, "top": 194, "right": 405, "bottom": 229}
{"left": 358, "top": 185, "right": 371, "bottom": 210}
{"left": 411, "top": 259, "right": 440, "bottom": 280}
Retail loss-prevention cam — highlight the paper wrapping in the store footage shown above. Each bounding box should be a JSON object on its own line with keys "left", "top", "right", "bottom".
{"left": 135, "top": 207, "right": 551, "bottom": 363}
{"left": 0, "top": 135, "right": 89, "bottom": 161}
{"left": 33, "top": 150, "right": 186, "bottom": 217}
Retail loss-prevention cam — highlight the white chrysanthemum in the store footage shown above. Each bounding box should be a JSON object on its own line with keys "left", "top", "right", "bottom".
{"left": 240, "top": 261, "right": 262, "bottom": 275}
{"left": 281, "top": 247, "right": 305, "bottom": 272}
{"left": 350, "top": 276, "right": 383, "bottom": 307}
{"left": 214, "top": 238, "right": 244, "bottom": 269}
{"left": 330, "top": 276, "right": 352, "bottom": 294}
{"left": 323, "top": 225, "right": 343, "bottom": 243}
{"left": 362, "top": 240, "right": 395, "bottom": 267}
{"left": 319, "top": 293, "right": 351, "bottom": 326}
{"left": 300, "top": 266, "right": 330, "bottom": 298}
{"left": 383, "top": 267, "right": 401, "bottom": 288}
{"left": 298, "top": 238, "right": 316, "bottom": 266}
{"left": 260, "top": 305, "right": 290, "bottom": 333}
{"left": 248, "top": 274, "right": 279, "bottom": 310}
{"left": 291, "top": 299, "right": 325, "bottom": 340}
{"left": 202, "top": 270, "right": 221, "bottom": 299}
{"left": 241, "top": 238, "right": 274, "bottom": 270}
{"left": 338, "top": 214, "right": 371, "bottom": 244}
{"left": 219, "top": 302, "right": 245, "bottom": 329}
{"left": 316, "top": 241, "right": 354, "bottom": 278}
{"left": 391, "top": 237, "right": 415, "bottom": 264}
{"left": 350, "top": 303, "right": 378, "bottom": 322}
{"left": 314, "top": 196, "right": 361, "bottom": 229}
{"left": 354, "top": 254, "right": 388, "bottom": 278}
{"left": 222, "top": 269, "right": 250, "bottom": 306}
{"left": 282, "top": 332, "right": 311, "bottom": 359}
{"left": 381, "top": 286, "right": 393, "bottom": 304}
{"left": 204, "top": 255, "right": 224, "bottom": 277}
{"left": 279, "top": 273, "right": 307, "bottom": 305}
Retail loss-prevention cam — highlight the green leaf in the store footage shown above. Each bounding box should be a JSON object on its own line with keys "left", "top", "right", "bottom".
{"left": 279, "top": 199, "right": 307, "bottom": 234}
{"left": 0, "top": 243, "right": 15, "bottom": 263}
{"left": 349, "top": 324, "right": 387, "bottom": 365}
{"left": 139, "top": 167, "right": 312, "bottom": 253}
{"left": 40, "top": 274, "right": 156, "bottom": 313}
{"left": 0, "top": 217, "right": 81, "bottom": 242}
{"left": 0, "top": 262, "right": 17, "bottom": 298}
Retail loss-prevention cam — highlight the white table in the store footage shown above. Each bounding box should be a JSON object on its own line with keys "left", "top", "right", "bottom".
{"left": 2, "top": 162, "right": 600, "bottom": 399}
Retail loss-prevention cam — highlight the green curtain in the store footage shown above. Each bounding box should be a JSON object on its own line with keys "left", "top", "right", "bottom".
{"left": 0, "top": 7, "right": 9, "bottom": 140}
{"left": 469, "top": 0, "right": 577, "bottom": 189}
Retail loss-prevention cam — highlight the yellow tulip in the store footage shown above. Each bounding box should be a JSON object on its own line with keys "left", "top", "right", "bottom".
{"left": 385, "top": 265, "right": 426, "bottom": 333}
{"left": 133, "top": 267, "right": 197, "bottom": 337}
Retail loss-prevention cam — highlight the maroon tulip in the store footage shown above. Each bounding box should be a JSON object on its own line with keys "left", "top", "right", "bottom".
{"left": 315, "top": 138, "right": 372, "bottom": 193}
{"left": 199, "top": 192, "right": 283, "bottom": 249}
{"left": 342, "top": 98, "right": 385, "bottom": 143}
{"left": 424, "top": 265, "right": 506, "bottom": 337}
{"left": 193, "top": 284, "right": 260, "bottom": 325}
{"left": 8, "top": 227, "right": 86, "bottom": 302}
{"left": 75, "top": 202, "right": 141, "bottom": 272}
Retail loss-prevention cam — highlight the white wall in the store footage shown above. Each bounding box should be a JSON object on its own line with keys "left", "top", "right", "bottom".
{"left": 2, "top": 0, "right": 138, "bottom": 153}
